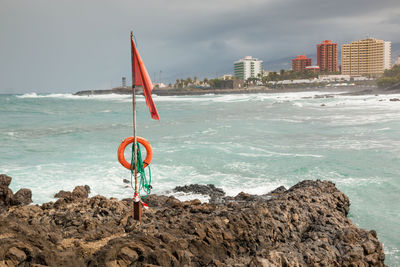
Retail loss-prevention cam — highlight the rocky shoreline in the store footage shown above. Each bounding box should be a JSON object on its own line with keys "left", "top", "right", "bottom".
{"left": 73, "top": 87, "right": 296, "bottom": 97}
{"left": 0, "top": 174, "right": 386, "bottom": 266}
{"left": 73, "top": 85, "right": 399, "bottom": 98}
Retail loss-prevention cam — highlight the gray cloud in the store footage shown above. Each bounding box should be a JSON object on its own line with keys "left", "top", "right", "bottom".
{"left": 0, "top": 0, "right": 399, "bottom": 93}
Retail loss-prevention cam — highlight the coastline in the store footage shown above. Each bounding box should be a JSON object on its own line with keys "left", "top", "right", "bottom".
{"left": 74, "top": 85, "right": 400, "bottom": 97}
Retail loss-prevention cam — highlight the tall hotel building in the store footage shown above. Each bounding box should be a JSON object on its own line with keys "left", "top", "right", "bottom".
{"left": 317, "top": 40, "right": 338, "bottom": 72}
{"left": 341, "top": 38, "right": 391, "bottom": 76}
{"left": 234, "top": 56, "right": 263, "bottom": 81}
{"left": 292, "top": 55, "right": 312, "bottom": 72}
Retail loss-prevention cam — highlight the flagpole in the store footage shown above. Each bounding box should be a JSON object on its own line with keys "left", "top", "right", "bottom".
{"left": 131, "top": 31, "right": 141, "bottom": 221}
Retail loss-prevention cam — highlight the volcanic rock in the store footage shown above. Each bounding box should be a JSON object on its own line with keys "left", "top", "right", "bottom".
{"left": 12, "top": 188, "right": 32, "bottom": 206}
{"left": 54, "top": 190, "right": 72, "bottom": 199}
{"left": 54, "top": 185, "right": 91, "bottom": 201}
{"left": 0, "top": 185, "right": 13, "bottom": 208}
{"left": 0, "top": 174, "right": 12, "bottom": 186}
{"left": 173, "top": 183, "right": 225, "bottom": 203}
{"left": 0, "top": 175, "right": 32, "bottom": 212}
{"left": 0, "top": 175, "right": 386, "bottom": 266}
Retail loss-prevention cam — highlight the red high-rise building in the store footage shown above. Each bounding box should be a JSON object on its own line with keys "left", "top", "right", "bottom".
{"left": 292, "top": 55, "right": 312, "bottom": 72}
{"left": 317, "top": 40, "right": 338, "bottom": 72}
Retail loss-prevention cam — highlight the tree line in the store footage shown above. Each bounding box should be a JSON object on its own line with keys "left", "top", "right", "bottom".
{"left": 171, "top": 69, "right": 342, "bottom": 89}
{"left": 377, "top": 65, "right": 400, "bottom": 88}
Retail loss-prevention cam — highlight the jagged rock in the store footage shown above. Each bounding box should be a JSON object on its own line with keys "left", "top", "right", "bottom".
{"left": 72, "top": 185, "right": 90, "bottom": 199}
{"left": 0, "top": 175, "right": 14, "bottom": 210}
{"left": 0, "top": 175, "right": 33, "bottom": 214}
{"left": 6, "top": 247, "right": 27, "bottom": 262}
{"left": 268, "top": 185, "right": 287, "bottom": 195}
{"left": 54, "top": 190, "right": 72, "bottom": 199}
{"left": 54, "top": 185, "right": 90, "bottom": 201}
{"left": 0, "top": 186, "right": 13, "bottom": 206}
{"left": 233, "top": 191, "right": 262, "bottom": 201}
{"left": 0, "top": 178, "right": 386, "bottom": 266}
{"left": 12, "top": 188, "right": 32, "bottom": 206}
{"left": 173, "top": 184, "right": 225, "bottom": 197}
{"left": 0, "top": 174, "right": 12, "bottom": 186}
{"left": 174, "top": 183, "right": 226, "bottom": 204}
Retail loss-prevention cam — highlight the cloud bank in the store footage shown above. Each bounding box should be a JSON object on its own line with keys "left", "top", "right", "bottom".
{"left": 0, "top": 0, "right": 399, "bottom": 93}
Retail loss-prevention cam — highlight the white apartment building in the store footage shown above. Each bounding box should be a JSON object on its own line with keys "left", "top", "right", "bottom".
{"left": 234, "top": 56, "right": 263, "bottom": 81}
{"left": 220, "top": 74, "right": 234, "bottom": 80}
{"left": 384, "top": 41, "right": 391, "bottom": 70}
{"left": 318, "top": 74, "right": 351, "bottom": 81}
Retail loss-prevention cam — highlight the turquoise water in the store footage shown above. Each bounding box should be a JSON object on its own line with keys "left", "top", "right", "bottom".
{"left": 0, "top": 91, "right": 399, "bottom": 265}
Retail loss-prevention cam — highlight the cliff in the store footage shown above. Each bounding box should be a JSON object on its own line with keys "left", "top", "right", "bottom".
{"left": 0, "top": 174, "right": 385, "bottom": 266}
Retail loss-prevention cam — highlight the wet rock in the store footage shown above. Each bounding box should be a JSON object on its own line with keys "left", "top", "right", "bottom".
{"left": 72, "top": 185, "right": 90, "bottom": 199}
{"left": 12, "top": 188, "right": 32, "bottom": 205}
{"left": 174, "top": 184, "right": 226, "bottom": 204}
{"left": 54, "top": 185, "right": 90, "bottom": 200}
{"left": 233, "top": 192, "right": 262, "bottom": 202}
{"left": 0, "top": 186, "right": 14, "bottom": 207}
{"left": 0, "top": 174, "right": 12, "bottom": 186}
{"left": 54, "top": 190, "right": 72, "bottom": 199}
{"left": 389, "top": 98, "right": 400, "bottom": 101}
{"left": 363, "top": 240, "right": 376, "bottom": 255}
{"left": 123, "top": 179, "right": 130, "bottom": 184}
{"left": 269, "top": 185, "right": 287, "bottom": 195}
{"left": 0, "top": 176, "right": 386, "bottom": 266}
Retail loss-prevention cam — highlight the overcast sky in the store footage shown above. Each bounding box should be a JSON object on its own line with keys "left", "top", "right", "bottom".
{"left": 1, "top": 0, "right": 399, "bottom": 93}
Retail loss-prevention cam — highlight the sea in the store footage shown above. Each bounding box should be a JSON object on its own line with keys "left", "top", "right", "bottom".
{"left": 0, "top": 90, "right": 399, "bottom": 265}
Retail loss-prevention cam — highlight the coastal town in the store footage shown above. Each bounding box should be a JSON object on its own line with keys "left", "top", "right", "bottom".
{"left": 155, "top": 38, "right": 400, "bottom": 91}
{"left": 76, "top": 38, "right": 400, "bottom": 95}
{"left": 75, "top": 37, "right": 400, "bottom": 96}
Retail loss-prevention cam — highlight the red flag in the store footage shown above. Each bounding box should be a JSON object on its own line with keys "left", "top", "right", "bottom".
{"left": 131, "top": 35, "right": 160, "bottom": 120}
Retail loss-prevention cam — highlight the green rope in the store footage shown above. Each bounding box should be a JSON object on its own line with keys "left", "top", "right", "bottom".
{"left": 130, "top": 142, "right": 152, "bottom": 199}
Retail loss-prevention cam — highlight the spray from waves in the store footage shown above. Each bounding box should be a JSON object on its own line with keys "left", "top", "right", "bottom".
{"left": 320, "top": 111, "right": 400, "bottom": 126}
{"left": 17, "top": 93, "right": 81, "bottom": 99}
{"left": 15, "top": 91, "right": 357, "bottom": 105}
{"left": 153, "top": 164, "right": 292, "bottom": 202}
{"left": 167, "top": 192, "right": 210, "bottom": 203}
{"left": 293, "top": 102, "right": 303, "bottom": 107}
{"left": 16, "top": 93, "right": 40, "bottom": 98}
{"left": 149, "top": 92, "right": 331, "bottom": 104}
{"left": 329, "top": 93, "right": 400, "bottom": 108}
{"left": 16, "top": 93, "right": 132, "bottom": 101}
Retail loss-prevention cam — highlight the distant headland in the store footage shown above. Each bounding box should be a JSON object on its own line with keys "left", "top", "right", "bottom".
{"left": 74, "top": 84, "right": 399, "bottom": 97}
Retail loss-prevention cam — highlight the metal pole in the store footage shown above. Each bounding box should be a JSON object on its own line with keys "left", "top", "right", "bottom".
{"left": 131, "top": 31, "right": 141, "bottom": 221}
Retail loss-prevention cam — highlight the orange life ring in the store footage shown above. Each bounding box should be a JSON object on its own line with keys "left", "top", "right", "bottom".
{"left": 118, "top": 136, "right": 153, "bottom": 170}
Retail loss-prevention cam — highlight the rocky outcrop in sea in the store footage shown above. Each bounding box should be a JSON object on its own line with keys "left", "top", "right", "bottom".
{"left": 0, "top": 174, "right": 385, "bottom": 266}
